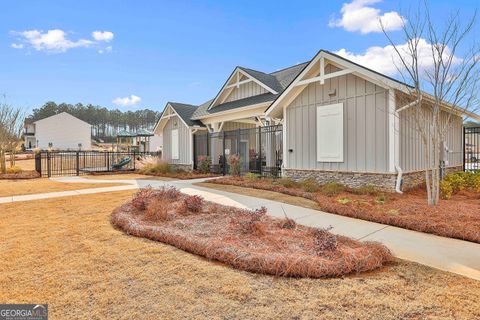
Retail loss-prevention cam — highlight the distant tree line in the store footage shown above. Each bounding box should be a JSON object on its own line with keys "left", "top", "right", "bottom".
{"left": 28, "top": 102, "right": 161, "bottom": 142}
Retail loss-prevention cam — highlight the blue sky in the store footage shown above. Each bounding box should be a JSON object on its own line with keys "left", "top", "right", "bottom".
{"left": 0, "top": 0, "right": 478, "bottom": 114}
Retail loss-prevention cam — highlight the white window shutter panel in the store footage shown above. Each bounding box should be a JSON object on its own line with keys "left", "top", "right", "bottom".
{"left": 171, "top": 129, "right": 179, "bottom": 160}
{"left": 316, "top": 103, "right": 344, "bottom": 162}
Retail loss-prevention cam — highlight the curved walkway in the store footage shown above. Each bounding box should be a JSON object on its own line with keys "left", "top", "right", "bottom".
{"left": 1, "top": 175, "right": 479, "bottom": 281}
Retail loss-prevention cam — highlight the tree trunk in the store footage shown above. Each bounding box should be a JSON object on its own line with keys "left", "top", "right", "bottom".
{"left": 0, "top": 150, "right": 6, "bottom": 174}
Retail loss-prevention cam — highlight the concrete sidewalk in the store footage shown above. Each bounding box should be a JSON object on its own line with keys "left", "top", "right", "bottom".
{"left": 1, "top": 176, "right": 479, "bottom": 281}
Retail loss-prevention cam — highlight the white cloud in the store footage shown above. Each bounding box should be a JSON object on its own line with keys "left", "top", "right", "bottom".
{"left": 112, "top": 95, "right": 141, "bottom": 107}
{"left": 12, "top": 29, "right": 94, "bottom": 53}
{"left": 98, "top": 46, "right": 112, "bottom": 54}
{"left": 92, "top": 31, "right": 114, "bottom": 42}
{"left": 11, "top": 29, "right": 114, "bottom": 53}
{"left": 334, "top": 38, "right": 462, "bottom": 76}
{"left": 329, "top": 0, "right": 405, "bottom": 34}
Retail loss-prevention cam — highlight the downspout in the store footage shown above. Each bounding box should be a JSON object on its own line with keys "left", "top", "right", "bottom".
{"left": 395, "top": 165, "right": 403, "bottom": 194}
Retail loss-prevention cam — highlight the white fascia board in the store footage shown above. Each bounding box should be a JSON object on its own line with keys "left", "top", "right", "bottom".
{"left": 266, "top": 50, "right": 411, "bottom": 118}
{"left": 192, "top": 101, "right": 272, "bottom": 121}
{"left": 208, "top": 67, "right": 278, "bottom": 110}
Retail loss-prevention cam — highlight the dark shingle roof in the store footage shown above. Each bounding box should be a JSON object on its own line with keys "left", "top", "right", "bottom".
{"left": 167, "top": 102, "right": 205, "bottom": 127}
{"left": 192, "top": 94, "right": 277, "bottom": 119}
{"left": 190, "top": 63, "right": 307, "bottom": 119}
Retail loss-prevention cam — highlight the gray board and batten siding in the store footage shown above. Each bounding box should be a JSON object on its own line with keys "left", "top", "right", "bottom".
{"left": 285, "top": 67, "right": 390, "bottom": 173}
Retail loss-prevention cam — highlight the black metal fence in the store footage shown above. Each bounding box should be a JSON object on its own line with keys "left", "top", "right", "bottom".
{"left": 35, "top": 151, "right": 160, "bottom": 177}
{"left": 464, "top": 127, "right": 480, "bottom": 172}
{"left": 193, "top": 125, "right": 283, "bottom": 177}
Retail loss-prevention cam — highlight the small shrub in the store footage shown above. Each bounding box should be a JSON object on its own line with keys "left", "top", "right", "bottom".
{"left": 278, "top": 217, "right": 296, "bottom": 229}
{"left": 443, "top": 172, "right": 465, "bottom": 193}
{"left": 320, "top": 182, "right": 345, "bottom": 197}
{"left": 228, "top": 154, "right": 241, "bottom": 176}
{"left": 351, "top": 184, "right": 378, "bottom": 196}
{"left": 197, "top": 155, "right": 211, "bottom": 174}
{"left": 6, "top": 165, "right": 22, "bottom": 174}
{"left": 300, "top": 178, "right": 319, "bottom": 193}
{"left": 312, "top": 227, "right": 338, "bottom": 255}
{"left": 276, "top": 177, "right": 296, "bottom": 188}
{"left": 462, "top": 171, "right": 480, "bottom": 193}
{"left": 375, "top": 194, "right": 388, "bottom": 205}
{"left": 244, "top": 172, "right": 260, "bottom": 181}
{"left": 183, "top": 195, "right": 204, "bottom": 213}
{"left": 158, "top": 186, "right": 181, "bottom": 200}
{"left": 131, "top": 187, "right": 155, "bottom": 211}
{"left": 440, "top": 180, "right": 453, "bottom": 200}
{"left": 139, "top": 160, "right": 174, "bottom": 175}
{"left": 145, "top": 198, "right": 173, "bottom": 221}
{"left": 237, "top": 207, "right": 268, "bottom": 235}
{"left": 337, "top": 197, "right": 351, "bottom": 204}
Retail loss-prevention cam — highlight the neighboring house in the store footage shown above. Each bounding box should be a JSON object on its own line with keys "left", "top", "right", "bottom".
{"left": 25, "top": 112, "right": 92, "bottom": 150}
{"left": 153, "top": 49, "right": 480, "bottom": 191}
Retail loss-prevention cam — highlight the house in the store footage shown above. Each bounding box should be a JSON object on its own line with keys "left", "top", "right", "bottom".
{"left": 24, "top": 112, "right": 92, "bottom": 150}
{"left": 153, "top": 50, "right": 480, "bottom": 191}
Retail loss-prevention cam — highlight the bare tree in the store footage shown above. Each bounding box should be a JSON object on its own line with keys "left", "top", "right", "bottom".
{"left": 0, "top": 101, "right": 25, "bottom": 173}
{"left": 382, "top": 3, "right": 479, "bottom": 205}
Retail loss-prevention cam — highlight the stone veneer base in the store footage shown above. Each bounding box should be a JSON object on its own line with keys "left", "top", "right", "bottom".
{"left": 282, "top": 166, "right": 463, "bottom": 192}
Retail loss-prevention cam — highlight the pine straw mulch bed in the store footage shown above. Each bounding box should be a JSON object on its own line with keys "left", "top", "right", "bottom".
{"left": 111, "top": 187, "right": 393, "bottom": 278}
{"left": 0, "top": 170, "right": 40, "bottom": 180}
{"left": 209, "top": 177, "right": 480, "bottom": 244}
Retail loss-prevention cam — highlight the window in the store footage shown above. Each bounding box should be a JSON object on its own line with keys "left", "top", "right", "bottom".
{"left": 171, "top": 129, "right": 179, "bottom": 160}
{"left": 316, "top": 103, "right": 344, "bottom": 162}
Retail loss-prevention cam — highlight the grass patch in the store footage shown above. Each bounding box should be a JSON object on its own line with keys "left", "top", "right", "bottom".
{"left": 1, "top": 190, "right": 479, "bottom": 318}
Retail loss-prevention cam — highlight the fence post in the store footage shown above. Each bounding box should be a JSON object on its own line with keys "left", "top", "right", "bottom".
{"left": 35, "top": 152, "right": 41, "bottom": 175}
{"left": 222, "top": 131, "right": 226, "bottom": 175}
{"left": 76, "top": 151, "right": 80, "bottom": 176}
{"left": 259, "top": 127, "right": 262, "bottom": 176}
{"left": 46, "top": 151, "right": 51, "bottom": 178}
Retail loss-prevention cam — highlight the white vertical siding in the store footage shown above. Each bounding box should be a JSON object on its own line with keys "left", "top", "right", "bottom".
{"left": 399, "top": 107, "right": 463, "bottom": 171}
{"left": 162, "top": 115, "right": 192, "bottom": 164}
{"left": 285, "top": 68, "right": 389, "bottom": 173}
{"left": 224, "top": 81, "right": 267, "bottom": 103}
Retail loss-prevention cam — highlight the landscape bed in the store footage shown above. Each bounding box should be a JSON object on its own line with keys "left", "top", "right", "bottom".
{"left": 208, "top": 176, "right": 480, "bottom": 243}
{"left": 0, "top": 170, "right": 39, "bottom": 180}
{"left": 111, "top": 187, "right": 392, "bottom": 278}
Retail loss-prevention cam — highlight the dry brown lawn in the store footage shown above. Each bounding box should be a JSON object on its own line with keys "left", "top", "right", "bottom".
{"left": 15, "top": 159, "right": 36, "bottom": 171}
{"left": 0, "top": 178, "right": 126, "bottom": 197}
{"left": 0, "top": 191, "right": 479, "bottom": 319}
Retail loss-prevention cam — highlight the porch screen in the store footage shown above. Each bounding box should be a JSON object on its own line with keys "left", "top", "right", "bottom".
{"left": 316, "top": 103, "right": 344, "bottom": 162}
{"left": 171, "top": 129, "right": 179, "bottom": 160}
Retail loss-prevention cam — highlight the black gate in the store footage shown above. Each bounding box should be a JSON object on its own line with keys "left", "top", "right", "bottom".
{"left": 193, "top": 125, "right": 283, "bottom": 177}
{"left": 35, "top": 151, "right": 159, "bottom": 177}
{"left": 464, "top": 127, "right": 480, "bottom": 172}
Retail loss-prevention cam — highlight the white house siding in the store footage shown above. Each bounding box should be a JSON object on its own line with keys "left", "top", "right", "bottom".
{"left": 35, "top": 112, "right": 91, "bottom": 150}
{"left": 285, "top": 71, "right": 389, "bottom": 173}
{"left": 224, "top": 81, "right": 267, "bottom": 103}
{"left": 399, "top": 107, "right": 463, "bottom": 171}
{"left": 162, "top": 115, "right": 192, "bottom": 165}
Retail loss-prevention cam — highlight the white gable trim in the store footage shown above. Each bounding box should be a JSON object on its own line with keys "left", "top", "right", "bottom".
{"left": 208, "top": 67, "right": 278, "bottom": 110}
{"left": 34, "top": 112, "right": 91, "bottom": 127}
{"left": 153, "top": 103, "right": 191, "bottom": 133}
{"left": 265, "top": 50, "right": 411, "bottom": 118}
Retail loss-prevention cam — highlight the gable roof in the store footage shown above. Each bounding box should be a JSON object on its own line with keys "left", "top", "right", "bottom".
{"left": 191, "top": 63, "right": 308, "bottom": 119}
{"left": 168, "top": 102, "right": 204, "bottom": 127}
{"left": 34, "top": 112, "right": 91, "bottom": 127}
